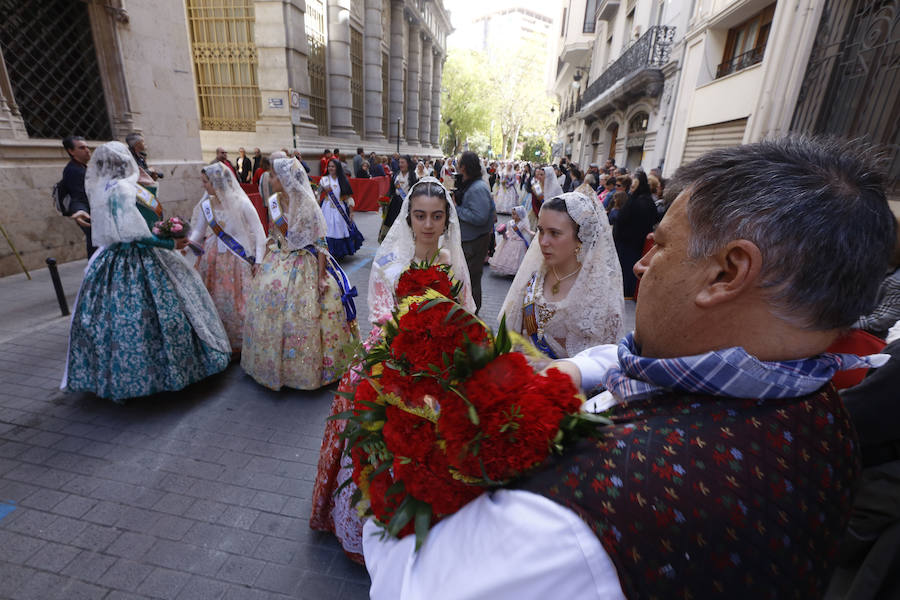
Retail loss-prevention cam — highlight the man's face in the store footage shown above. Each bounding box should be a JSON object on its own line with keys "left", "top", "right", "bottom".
{"left": 70, "top": 140, "right": 91, "bottom": 165}
{"left": 633, "top": 191, "right": 709, "bottom": 358}
{"left": 254, "top": 147, "right": 261, "bottom": 156}
{"left": 216, "top": 148, "right": 227, "bottom": 161}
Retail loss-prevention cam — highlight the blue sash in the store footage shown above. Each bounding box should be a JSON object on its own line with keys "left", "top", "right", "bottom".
{"left": 512, "top": 223, "right": 530, "bottom": 248}
{"left": 305, "top": 245, "right": 358, "bottom": 323}
{"left": 522, "top": 272, "right": 558, "bottom": 359}
{"left": 201, "top": 198, "right": 254, "bottom": 265}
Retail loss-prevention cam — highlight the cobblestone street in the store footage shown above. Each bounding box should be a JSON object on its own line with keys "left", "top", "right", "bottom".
{"left": 0, "top": 211, "right": 581, "bottom": 600}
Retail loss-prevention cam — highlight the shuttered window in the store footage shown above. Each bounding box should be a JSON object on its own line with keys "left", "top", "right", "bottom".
{"left": 681, "top": 118, "right": 748, "bottom": 164}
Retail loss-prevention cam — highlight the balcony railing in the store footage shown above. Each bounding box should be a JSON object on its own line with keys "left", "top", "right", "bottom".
{"left": 581, "top": 25, "right": 676, "bottom": 108}
{"left": 715, "top": 46, "right": 765, "bottom": 79}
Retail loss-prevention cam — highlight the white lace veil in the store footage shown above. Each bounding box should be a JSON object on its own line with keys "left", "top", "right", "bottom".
{"left": 86, "top": 141, "right": 152, "bottom": 247}
{"left": 541, "top": 166, "right": 564, "bottom": 199}
{"left": 368, "top": 176, "right": 475, "bottom": 326}
{"left": 190, "top": 162, "right": 267, "bottom": 259}
{"left": 272, "top": 157, "right": 327, "bottom": 250}
{"left": 499, "top": 191, "right": 626, "bottom": 356}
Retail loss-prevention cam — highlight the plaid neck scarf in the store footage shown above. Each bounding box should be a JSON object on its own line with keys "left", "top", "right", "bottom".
{"left": 602, "top": 333, "right": 887, "bottom": 401}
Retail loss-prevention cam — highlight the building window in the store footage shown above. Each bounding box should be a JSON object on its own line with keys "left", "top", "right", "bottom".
{"left": 382, "top": 52, "right": 390, "bottom": 138}
{"left": 0, "top": 0, "right": 112, "bottom": 140}
{"left": 186, "top": 0, "right": 260, "bottom": 132}
{"left": 306, "top": 0, "right": 329, "bottom": 135}
{"left": 717, "top": 3, "right": 775, "bottom": 79}
{"left": 583, "top": 0, "right": 598, "bottom": 34}
{"left": 350, "top": 28, "right": 364, "bottom": 135}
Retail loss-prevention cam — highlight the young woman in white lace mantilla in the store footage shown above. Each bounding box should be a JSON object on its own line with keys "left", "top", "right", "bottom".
{"left": 310, "top": 177, "right": 474, "bottom": 562}
{"left": 499, "top": 191, "right": 626, "bottom": 359}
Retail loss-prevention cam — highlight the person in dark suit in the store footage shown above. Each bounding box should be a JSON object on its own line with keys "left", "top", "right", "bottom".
{"left": 252, "top": 148, "right": 262, "bottom": 174}
{"left": 60, "top": 136, "right": 96, "bottom": 257}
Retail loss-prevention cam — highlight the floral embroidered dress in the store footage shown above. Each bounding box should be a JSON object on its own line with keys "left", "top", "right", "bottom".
{"left": 494, "top": 170, "right": 520, "bottom": 214}
{"left": 62, "top": 142, "right": 231, "bottom": 402}
{"left": 489, "top": 206, "right": 532, "bottom": 277}
{"left": 310, "top": 177, "right": 476, "bottom": 561}
{"left": 241, "top": 158, "right": 358, "bottom": 391}
{"left": 188, "top": 163, "right": 267, "bottom": 352}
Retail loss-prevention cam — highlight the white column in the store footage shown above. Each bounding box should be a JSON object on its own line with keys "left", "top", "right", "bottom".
{"left": 430, "top": 53, "right": 442, "bottom": 148}
{"left": 327, "top": 0, "right": 355, "bottom": 135}
{"left": 363, "top": 0, "right": 386, "bottom": 141}
{"left": 388, "top": 0, "right": 404, "bottom": 143}
{"left": 405, "top": 21, "right": 420, "bottom": 144}
{"left": 418, "top": 37, "right": 433, "bottom": 149}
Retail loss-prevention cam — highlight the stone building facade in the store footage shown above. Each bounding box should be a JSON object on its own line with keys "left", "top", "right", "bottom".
{"left": 0, "top": 0, "right": 206, "bottom": 276}
{"left": 192, "top": 0, "right": 452, "bottom": 168}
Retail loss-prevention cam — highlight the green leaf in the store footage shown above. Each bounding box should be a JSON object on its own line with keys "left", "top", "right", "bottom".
{"left": 414, "top": 502, "right": 433, "bottom": 551}
{"left": 386, "top": 496, "right": 417, "bottom": 537}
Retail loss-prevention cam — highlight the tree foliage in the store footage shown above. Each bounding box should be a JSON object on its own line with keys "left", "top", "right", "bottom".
{"left": 439, "top": 50, "right": 493, "bottom": 155}
{"left": 440, "top": 42, "right": 557, "bottom": 160}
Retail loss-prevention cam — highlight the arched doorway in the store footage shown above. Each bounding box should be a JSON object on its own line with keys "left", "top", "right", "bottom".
{"left": 626, "top": 112, "right": 648, "bottom": 169}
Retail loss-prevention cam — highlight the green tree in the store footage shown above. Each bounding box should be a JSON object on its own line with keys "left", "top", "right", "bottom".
{"left": 439, "top": 50, "right": 493, "bottom": 155}
{"left": 520, "top": 134, "right": 550, "bottom": 163}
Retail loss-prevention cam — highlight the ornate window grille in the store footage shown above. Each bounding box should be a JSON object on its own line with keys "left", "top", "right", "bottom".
{"left": 382, "top": 52, "right": 390, "bottom": 138}
{"left": 350, "top": 28, "right": 364, "bottom": 135}
{"left": 0, "top": 0, "right": 111, "bottom": 140}
{"left": 306, "top": 0, "right": 329, "bottom": 136}
{"left": 186, "top": 0, "right": 260, "bottom": 132}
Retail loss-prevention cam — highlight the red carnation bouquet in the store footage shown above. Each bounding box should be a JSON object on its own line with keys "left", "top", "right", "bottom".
{"left": 334, "top": 262, "right": 609, "bottom": 550}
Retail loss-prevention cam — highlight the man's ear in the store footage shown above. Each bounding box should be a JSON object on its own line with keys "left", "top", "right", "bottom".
{"left": 696, "top": 240, "right": 763, "bottom": 307}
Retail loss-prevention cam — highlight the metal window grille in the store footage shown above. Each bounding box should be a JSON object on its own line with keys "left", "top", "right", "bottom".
{"left": 186, "top": 0, "right": 259, "bottom": 132}
{"left": 382, "top": 52, "right": 390, "bottom": 137}
{"left": 350, "top": 28, "right": 364, "bottom": 135}
{"left": 306, "top": 0, "right": 328, "bottom": 136}
{"left": 0, "top": 0, "right": 112, "bottom": 140}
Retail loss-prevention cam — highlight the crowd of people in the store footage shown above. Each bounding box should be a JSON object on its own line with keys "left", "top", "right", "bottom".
{"left": 54, "top": 131, "right": 900, "bottom": 598}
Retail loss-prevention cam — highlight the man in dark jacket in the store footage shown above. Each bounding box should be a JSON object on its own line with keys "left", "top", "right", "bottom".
{"left": 60, "top": 136, "right": 95, "bottom": 257}
{"left": 455, "top": 151, "right": 495, "bottom": 314}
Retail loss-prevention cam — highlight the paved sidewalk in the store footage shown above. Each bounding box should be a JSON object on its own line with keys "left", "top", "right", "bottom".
{"left": 0, "top": 210, "right": 633, "bottom": 599}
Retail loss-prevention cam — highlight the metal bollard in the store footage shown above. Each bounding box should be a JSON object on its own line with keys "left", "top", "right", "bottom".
{"left": 45, "top": 258, "right": 70, "bottom": 317}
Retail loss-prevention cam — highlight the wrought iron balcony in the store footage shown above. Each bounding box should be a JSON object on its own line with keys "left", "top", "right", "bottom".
{"left": 581, "top": 25, "right": 676, "bottom": 108}
{"left": 716, "top": 46, "right": 765, "bottom": 79}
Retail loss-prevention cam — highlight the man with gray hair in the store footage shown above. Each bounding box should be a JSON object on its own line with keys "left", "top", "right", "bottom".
{"left": 364, "top": 137, "right": 897, "bottom": 599}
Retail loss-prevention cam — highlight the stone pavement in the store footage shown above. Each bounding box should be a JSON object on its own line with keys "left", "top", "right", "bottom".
{"left": 0, "top": 211, "right": 531, "bottom": 600}
{"left": 0, "top": 210, "right": 634, "bottom": 599}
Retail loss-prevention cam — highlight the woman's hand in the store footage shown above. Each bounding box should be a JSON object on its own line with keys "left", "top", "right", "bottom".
{"left": 318, "top": 276, "right": 329, "bottom": 295}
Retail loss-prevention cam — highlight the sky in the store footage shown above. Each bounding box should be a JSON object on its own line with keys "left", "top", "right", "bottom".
{"left": 445, "top": 0, "right": 560, "bottom": 49}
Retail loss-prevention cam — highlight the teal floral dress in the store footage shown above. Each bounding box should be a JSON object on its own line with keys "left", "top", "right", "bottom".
{"left": 64, "top": 201, "right": 231, "bottom": 402}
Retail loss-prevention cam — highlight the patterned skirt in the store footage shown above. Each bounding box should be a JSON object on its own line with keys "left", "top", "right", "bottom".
{"left": 241, "top": 242, "right": 358, "bottom": 390}
{"left": 194, "top": 239, "right": 254, "bottom": 352}
{"left": 309, "top": 327, "right": 381, "bottom": 563}
{"left": 64, "top": 242, "right": 231, "bottom": 402}
{"left": 489, "top": 233, "right": 528, "bottom": 276}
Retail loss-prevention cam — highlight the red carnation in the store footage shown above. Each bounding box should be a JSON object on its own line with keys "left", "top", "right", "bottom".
{"left": 439, "top": 354, "right": 581, "bottom": 481}
{"left": 390, "top": 300, "right": 491, "bottom": 377}
{"left": 396, "top": 265, "right": 454, "bottom": 299}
